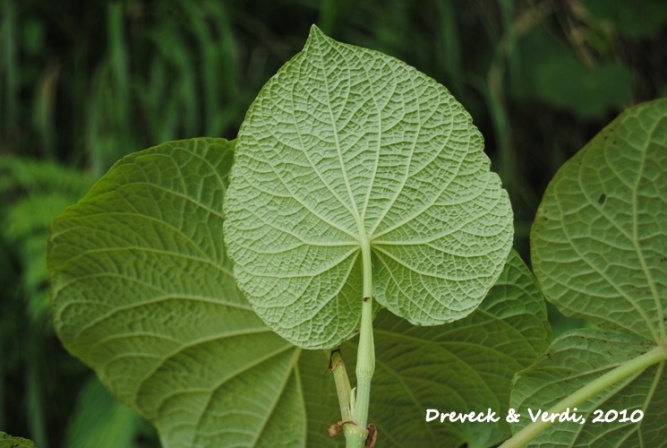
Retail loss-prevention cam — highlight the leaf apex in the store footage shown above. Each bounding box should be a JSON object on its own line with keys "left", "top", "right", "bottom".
{"left": 305, "top": 24, "right": 328, "bottom": 49}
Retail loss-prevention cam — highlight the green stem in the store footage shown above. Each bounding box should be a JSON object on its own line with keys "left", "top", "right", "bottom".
{"left": 353, "top": 238, "right": 375, "bottom": 429}
{"left": 499, "top": 344, "right": 667, "bottom": 448}
{"left": 353, "top": 296, "right": 374, "bottom": 428}
{"left": 329, "top": 349, "right": 352, "bottom": 421}
{"left": 343, "top": 423, "right": 368, "bottom": 448}
{"left": 340, "top": 237, "right": 375, "bottom": 448}
{"left": 331, "top": 349, "right": 368, "bottom": 447}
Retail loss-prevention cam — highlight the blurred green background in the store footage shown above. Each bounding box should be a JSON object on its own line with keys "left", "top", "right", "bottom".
{"left": 1, "top": 0, "right": 666, "bottom": 446}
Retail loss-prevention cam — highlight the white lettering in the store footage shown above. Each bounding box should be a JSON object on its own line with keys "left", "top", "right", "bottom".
{"left": 424, "top": 408, "right": 500, "bottom": 423}
{"left": 441, "top": 411, "right": 454, "bottom": 422}
{"left": 527, "top": 408, "right": 541, "bottom": 422}
{"left": 528, "top": 408, "right": 584, "bottom": 424}
{"left": 425, "top": 409, "right": 440, "bottom": 422}
{"left": 484, "top": 408, "right": 501, "bottom": 423}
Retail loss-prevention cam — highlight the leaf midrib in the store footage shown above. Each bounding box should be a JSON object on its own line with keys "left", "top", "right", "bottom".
{"left": 315, "top": 31, "right": 366, "bottom": 244}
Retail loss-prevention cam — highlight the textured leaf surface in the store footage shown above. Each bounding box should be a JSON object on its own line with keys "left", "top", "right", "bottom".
{"left": 224, "top": 26, "right": 513, "bottom": 349}
{"left": 354, "top": 250, "right": 550, "bottom": 448}
{"left": 48, "top": 139, "right": 308, "bottom": 447}
{"left": 531, "top": 99, "right": 667, "bottom": 342}
{"left": 519, "top": 99, "right": 667, "bottom": 446}
{"left": 48, "top": 139, "right": 544, "bottom": 447}
{"left": 511, "top": 330, "right": 667, "bottom": 447}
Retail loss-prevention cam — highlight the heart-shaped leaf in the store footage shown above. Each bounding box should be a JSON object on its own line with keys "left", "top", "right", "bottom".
{"left": 224, "top": 26, "right": 513, "bottom": 349}
{"left": 516, "top": 99, "right": 667, "bottom": 446}
{"left": 48, "top": 138, "right": 546, "bottom": 447}
{"left": 531, "top": 99, "right": 667, "bottom": 342}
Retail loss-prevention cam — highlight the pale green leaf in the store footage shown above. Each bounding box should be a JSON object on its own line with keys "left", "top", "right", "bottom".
{"left": 516, "top": 99, "right": 667, "bottom": 446}
{"left": 531, "top": 99, "right": 667, "bottom": 342}
{"left": 511, "top": 329, "right": 667, "bottom": 447}
{"left": 48, "top": 138, "right": 543, "bottom": 447}
{"left": 347, "top": 250, "right": 550, "bottom": 448}
{"left": 224, "top": 25, "right": 513, "bottom": 349}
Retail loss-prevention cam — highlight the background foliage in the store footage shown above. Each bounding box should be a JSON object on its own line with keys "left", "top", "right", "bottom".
{"left": 1, "top": 0, "right": 666, "bottom": 446}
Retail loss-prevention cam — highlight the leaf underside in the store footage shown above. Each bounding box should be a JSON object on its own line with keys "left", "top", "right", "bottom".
{"left": 532, "top": 99, "right": 667, "bottom": 342}
{"left": 48, "top": 138, "right": 546, "bottom": 447}
{"left": 521, "top": 99, "right": 667, "bottom": 446}
{"left": 224, "top": 25, "right": 513, "bottom": 349}
{"left": 512, "top": 329, "right": 667, "bottom": 447}
{"left": 351, "top": 250, "right": 549, "bottom": 448}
